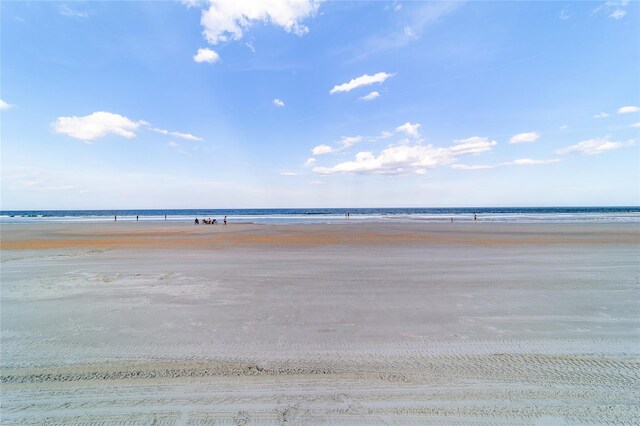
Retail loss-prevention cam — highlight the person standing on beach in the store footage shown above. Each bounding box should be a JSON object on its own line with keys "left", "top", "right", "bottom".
{"left": 114, "top": 215, "right": 117, "bottom": 221}
{"left": 474, "top": 213, "right": 477, "bottom": 222}
{"left": 136, "top": 215, "right": 139, "bottom": 221}
{"left": 223, "top": 216, "right": 227, "bottom": 226}
{"left": 164, "top": 214, "right": 167, "bottom": 221}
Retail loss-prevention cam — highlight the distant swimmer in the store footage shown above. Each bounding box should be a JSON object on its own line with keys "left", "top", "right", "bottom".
{"left": 474, "top": 213, "right": 477, "bottom": 222}
{"left": 164, "top": 214, "right": 167, "bottom": 221}
{"left": 136, "top": 215, "right": 139, "bottom": 221}
{"left": 114, "top": 215, "right": 117, "bottom": 221}
{"left": 451, "top": 217, "right": 454, "bottom": 223}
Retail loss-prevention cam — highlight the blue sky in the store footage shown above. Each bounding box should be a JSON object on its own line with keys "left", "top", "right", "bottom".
{"left": 1, "top": 0, "right": 638, "bottom": 209}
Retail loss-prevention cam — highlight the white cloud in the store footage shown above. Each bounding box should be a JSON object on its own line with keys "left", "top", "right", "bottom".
{"left": 380, "top": 131, "right": 393, "bottom": 139}
{"left": 313, "top": 135, "right": 497, "bottom": 176}
{"left": 592, "top": 0, "right": 630, "bottom": 19}
{"left": 451, "top": 164, "right": 496, "bottom": 170}
{"left": 312, "top": 144, "right": 333, "bottom": 155}
{"left": 556, "top": 137, "right": 635, "bottom": 155}
{"left": 59, "top": 4, "right": 88, "bottom": 18}
{"left": 199, "top": 0, "right": 320, "bottom": 46}
{"left": 509, "top": 131, "right": 540, "bottom": 144}
{"left": 395, "top": 122, "right": 421, "bottom": 138}
{"left": 618, "top": 105, "right": 639, "bottom": 114}
{"left": 631, "top": 122, "right": 640, "bottom": 128}
{"left": 193, "top": 47, "right": 220, "bottom": 63}
{"left": 53, "top": 112, "right": 143, "bottom": 142}
{"left": 304, "top": 158, "right": 316, "bottom": 167}
{"left": 340, "top": 135, "right": 363, "bottom": 149}
{"left": 0, "top": 99, "right": 13, "bottom": 110}
{"left": 272, "top": 98, "right": 285, "bottom": 107}
{"left": 453, "top": 158, "right": 559, "bottom": 170}
{"left": 450, "top": 136, "right": 497, "bottom": 154}
{"left": 609, "top": 9, "right": 626, "bottom": 19}
{"left": 359, "top": 91, "right": 380, "bottom": 101}
{"left": 404, "top": 26, "right": 416, "bottom": 38}
{"left": 503, "top": 158, "right": 561, "bottom": 166}
{"left": 53, "top": 111, "right": 203, "bottom": 143}
{"left": 150, "top": 127, "right": 203, "bottom": 141}
{"left": 181, "top": 0, "right": 206, "bottom": 8}
{"left": 593, "top": 112, "right": 610, "bottom": 119}
{"left": 330, "top": 72, "right": 394, "bottom": 94}
{"left": 313, "top": 145, "right": 450, "bottom": 175}
{"left": 245, "top": 41, "right": 256, "bottom": 52}
{"left": 280, "top": 171, "right": 297, "bottom": 176}
{"left": 560, "top": 8, "right": 570, "bottom": 20}
{"left": 167, "top": 141, "right": 180, "bottom": 148}
{"left": 559, "top": 124, "right": 569, "bottom": 130}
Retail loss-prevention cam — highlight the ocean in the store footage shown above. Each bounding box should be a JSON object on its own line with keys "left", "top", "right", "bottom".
{"left": 1, "top": 207, "right": 638, "bottom": 224}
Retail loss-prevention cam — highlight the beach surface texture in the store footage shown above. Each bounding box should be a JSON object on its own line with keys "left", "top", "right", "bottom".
{"left": 1, "top": 222, "right": 639, "bottom": 424}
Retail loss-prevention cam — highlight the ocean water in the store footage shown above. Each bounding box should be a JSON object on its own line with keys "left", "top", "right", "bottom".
{"left": 1, "top": 207, "right": 639, "bottom": 224}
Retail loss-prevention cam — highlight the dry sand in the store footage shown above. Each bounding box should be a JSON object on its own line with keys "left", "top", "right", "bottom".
{"left": 1, "top": 222, "right": 639, "bottom": 424}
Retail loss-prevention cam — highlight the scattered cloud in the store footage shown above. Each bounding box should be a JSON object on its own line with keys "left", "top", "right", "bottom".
{"left": 312, "top": 144, "right": 333, "bottom": 155}
{"left": 53, "top": 112, "right": 143, "bottom": 142}
{"left": 559, "top": 7, "right": 570, "bottom": 20}
{"left": 280, "top": 171, "right": 297, "bottom": 176}
{"left": 350, "top": 2, "right": 462, "bottom": 61}
{"left": 609, "top": 9, "right": 626, "bottom": 19}
{"left": 0, "top": 99, "right": 13, "bottom": 110}
{"left": 167, "top": 141, "right": 180, "bottom": 148}
{"left": 556, "top": 137, "right": 635, "bottom": 155}
{"left": 330, "top": 72, "right": 394, "bottom": 94}
{"left": 509, "top": 131, "right": 540, "bottom": 144}
{"left": 193, "top": 47, "right": 219, "bottom": 63}
{"left": 559, "top": 124, "right": 569, "bottom": 130}
{"left": 592, "top": 0, "right": 630, "bottom": 19}
{"left": 404, "top": 26, "right": 416, "bottom": 38}
{"left": 451, "top": 164, "right": 496, "bottom": 170}
{"left": 59, "top": 4, "right": 88, "bottom": 18}
{"left": 53, "top": 111, "right": 203, "bottom": 143}
{"left": 245, "top": 41, "right": 256, "bottom": 52}
{"left": 618, "top": 105, "right": 639, "bottom": 114}
{"left": 313, "top": 136, "right": 496, "bottom": 176}
{"left": 631, "top": 122, "right": 640, "bottom": 128}
{"left": 339, "top": 135, "right": 364, "bottom": 150}
{"left": 359, "top": 91, "right": 380, "bottom": 101}
{"left": 181, "top": 0, "right": 207, "bottom": 8}
{"left": 380, "top": 131, "right": 393, "bottom": 139}
{"left": 150, "top": 127, "right": 203, "bottom": 141}
{"left": 193, "top": 0, "right": 320, "bottom": 62}
{"left": 503, "top": 158, "right": 561, "bottom": 166}
{"left": 395, "top": 122, "right": 421, "bottom": 138}
{"left": 272, "top": 98, "right": 285, "bottom": 107}
{"left": 593, "top": 112, "right": 610, "bottom": 119}
{"left": 453, "top": 158, "right": 560, "bottom": 170}
{"left": 304, "top": 158, "right": 316, "bottom": 167}
{"left": 450, "top": 136, "right": 497, "bottom": 155}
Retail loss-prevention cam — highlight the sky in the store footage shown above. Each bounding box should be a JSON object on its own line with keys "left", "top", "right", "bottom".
{"left": 1, "top": 0, "right": 639, "bottom": 209}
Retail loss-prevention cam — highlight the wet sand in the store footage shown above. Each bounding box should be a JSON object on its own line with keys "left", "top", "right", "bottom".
{"left": 1, "top": 222, "right": 639, "bottom": 424}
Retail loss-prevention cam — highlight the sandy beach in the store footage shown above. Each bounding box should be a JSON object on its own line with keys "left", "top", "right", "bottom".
{"left": 1, "top": 222, "right": 639, "bottom": 424}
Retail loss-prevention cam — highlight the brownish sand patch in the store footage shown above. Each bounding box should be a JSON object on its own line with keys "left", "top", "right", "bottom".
{"left": 2, "top": 223, "right": 638, "bottom": 250}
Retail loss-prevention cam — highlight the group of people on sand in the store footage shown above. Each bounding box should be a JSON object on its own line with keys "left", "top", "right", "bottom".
{"left": 195, "top": 216, "right": 227, "bottom": 225}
